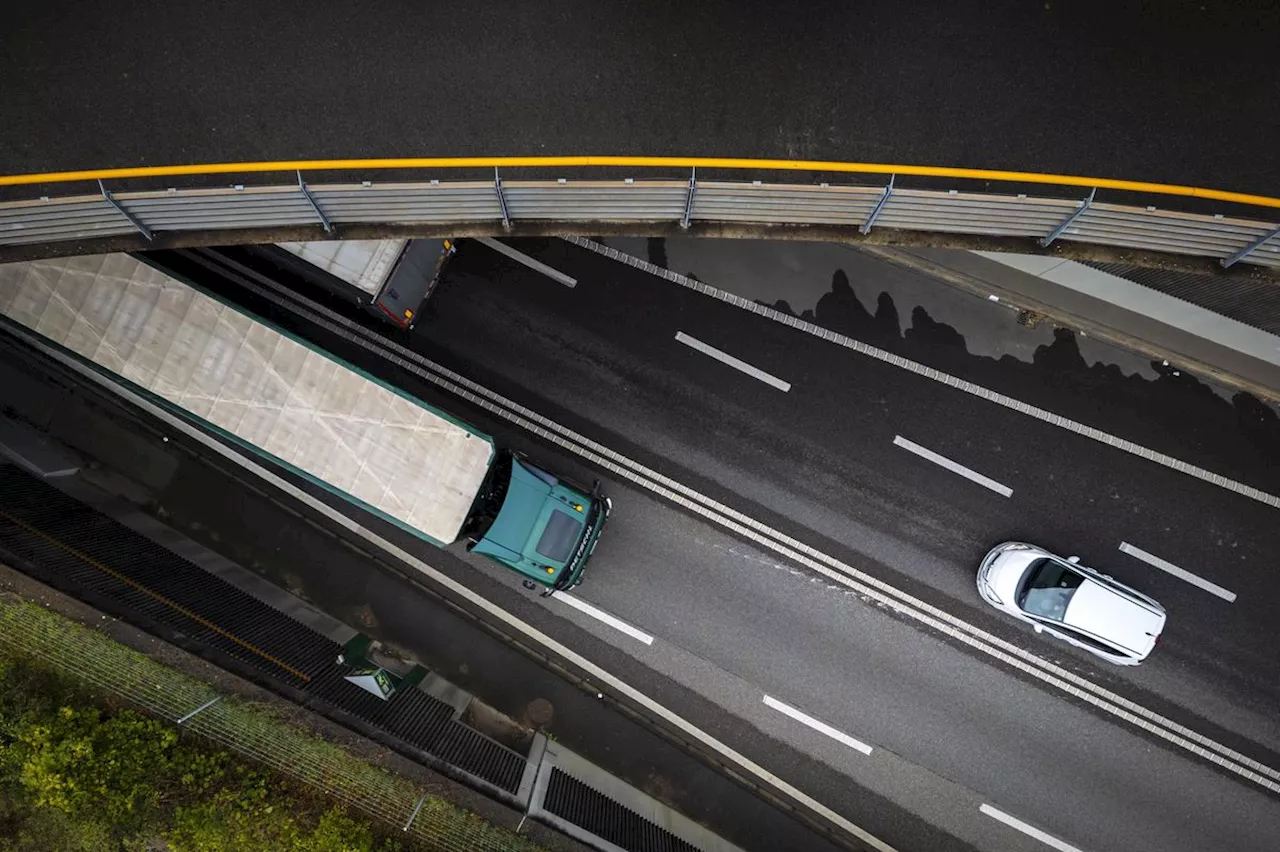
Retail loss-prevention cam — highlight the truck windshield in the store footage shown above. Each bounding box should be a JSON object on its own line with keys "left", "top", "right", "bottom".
{"left": 535, "top": 510, "right": 582, "bottom": 563}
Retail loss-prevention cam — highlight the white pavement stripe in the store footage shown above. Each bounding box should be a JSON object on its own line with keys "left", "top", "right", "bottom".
{"left": 1119, "top": 542, "right": 1237, "bottom": 603}
{"left": 979, "top": 805, "right": 1086, "bottom": 852}
{"left": 555, "top": 594, "right": 655, "bottom": 644}
{"left": 762, "top": 695, "right": 873, "bottom": 755}
{"left": 893, "top": 436, "right": 1013, "bottom": 498}
{"left": 564, "top": 236, "right": 1280, "bottom": 513}
{"left": 674, "top": 331, "right": 792, "bottom": 392}
{"left": 476, "top": 237, "right": 577, "bottom": 287}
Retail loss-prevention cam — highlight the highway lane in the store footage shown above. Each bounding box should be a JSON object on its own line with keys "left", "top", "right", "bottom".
{"left": 145, "top": 246, "right": 1280, "bottom": 849}
{"left": 564, "top": 486, "right": 1280, "bottom": 852}
{"left": 598, "top": 236, "right": 1280, "bottom": 497}
{"left": 0, "top": 336, "right": 865, "bottom": 852}
{"left": 3, "top": 0, "right": 1280, "bottom": 198}
{"left": 405, "top": 236, "right": 1280, "bottom": 763}
{"left": 529, "top": 237, "right": 1280, "bottom": 497}
{"left": 18, "top": 306, "right": 1280, "bottom": 852}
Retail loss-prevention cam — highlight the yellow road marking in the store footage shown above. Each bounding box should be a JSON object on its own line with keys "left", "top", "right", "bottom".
{"left": 1, "top": 155, "right": 1277, "bottom": 209}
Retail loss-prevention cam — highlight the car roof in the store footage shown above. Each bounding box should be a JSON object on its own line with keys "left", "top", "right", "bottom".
{"left": 1063, "top": 580, "right": 1164, "bottom": 655}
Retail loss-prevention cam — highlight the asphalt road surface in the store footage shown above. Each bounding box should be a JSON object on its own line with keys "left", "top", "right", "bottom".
{"left": 3, "top": 0, "right": 1280, "bottom": 198}
{"left": 139, "top": 239, "right": 1280, "bottom": 851}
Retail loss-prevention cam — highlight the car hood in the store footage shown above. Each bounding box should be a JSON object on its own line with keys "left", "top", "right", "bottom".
{"left": 1065, "top": 580, "right": 1165, "bottom": 656}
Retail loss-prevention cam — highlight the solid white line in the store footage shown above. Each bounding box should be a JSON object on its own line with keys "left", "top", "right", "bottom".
{"left": 10, "top": 322, "right": 895, "bottom": 852}
{"left": 476, "top": 237, "right": 578, "bottom": 288}
{"left": 893, "top": 436, "right": 1013, "bottom": 498}
{"left": 980, "top": 805, "right": 1085, "bottom": 852}
{"left": 762, "top": 695, "right": 873, "bottom": 755}
{"left": 674, "top": 331, "right": 792, "bottom": 392}
{"left": 1119, "top": 542, "right": 1237, "bottom": 603}
{"left": 554, "top": 594, "right": 655, "bottom": 645}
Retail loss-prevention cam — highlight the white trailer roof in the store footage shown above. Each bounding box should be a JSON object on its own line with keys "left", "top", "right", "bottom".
{"left": 278, "top": 240, "right": 407, "bottom": 296}
{"left": 0, "top": 254, "right": 493, "bottom": 545}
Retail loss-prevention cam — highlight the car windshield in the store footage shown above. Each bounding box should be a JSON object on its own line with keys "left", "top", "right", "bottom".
{"left": 1017, "top": 558, "right": 1084, "bottom": 621}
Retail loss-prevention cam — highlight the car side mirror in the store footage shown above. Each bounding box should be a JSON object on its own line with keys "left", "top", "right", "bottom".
{"left": 1032, "top": 623, "right": 1044, "bottom": 634}
{"left": 1067, "top": 556, "right": 1080, "bottom": 564}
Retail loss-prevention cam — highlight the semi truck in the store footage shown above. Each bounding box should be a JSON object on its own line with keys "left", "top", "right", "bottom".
{"left": 0, "top": 253, "right": 609, "bottom": 592}
{"left": 267, "top": 239, "right": 453, "bottom": 329}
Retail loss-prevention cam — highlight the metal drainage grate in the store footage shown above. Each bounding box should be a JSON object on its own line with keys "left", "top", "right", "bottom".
{"left": 0, "top": 465, "right": 525, "bottom": 794}
{"left": 542, "top": 767, "right": 700, "bottom": 852}
{"left": 1084, "top": 261, "right": 1280, "bottom": 335}
{"left": 0, "top": 468, "right": 330, "bottom": 686}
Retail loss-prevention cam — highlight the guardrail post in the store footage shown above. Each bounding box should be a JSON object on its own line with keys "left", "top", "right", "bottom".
{"left": 1039, "top": 187, "right": 1096, "bottom": 247}
{"left": 1220, "top": 223, "right": 1280, "bottom": 268}
{"left": 859, "top": 175, "right": 894, "bottom": 235}
{"left": 494, "top": 167, "right": 512, "bottom": 230}
{"left": 175, "top": 695, "right": 222, "bottom": 725}
{"left": 681, "top": 167, "right": 697, "bottom": 229}
{"left": 98, "top": 179, "right": 153, "bottom": 241}
{"left": 297, "top": 171, "right": 332, "bottom": 233}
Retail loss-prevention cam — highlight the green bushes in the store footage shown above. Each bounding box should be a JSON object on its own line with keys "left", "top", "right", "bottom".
{"left": 0, "top": 657, "right": 397, "bottom": 852}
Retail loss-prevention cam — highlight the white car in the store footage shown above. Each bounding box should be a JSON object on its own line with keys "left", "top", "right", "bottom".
{"left": 977, "top": 542, "right": 1166, "bottom": 666}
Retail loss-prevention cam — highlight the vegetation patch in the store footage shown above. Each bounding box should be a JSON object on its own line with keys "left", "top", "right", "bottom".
{"left": 0, "top": 595, "right": 543, "bottom": 852}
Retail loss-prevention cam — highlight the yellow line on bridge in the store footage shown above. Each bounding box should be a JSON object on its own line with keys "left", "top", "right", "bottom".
{"left": 2, "top": 155, "right": 1278, "bottom": 210}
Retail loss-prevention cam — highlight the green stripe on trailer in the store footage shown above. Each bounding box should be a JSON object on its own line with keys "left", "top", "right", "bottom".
{"left": 0, "top": 253, "right": 494, "bottom": 547}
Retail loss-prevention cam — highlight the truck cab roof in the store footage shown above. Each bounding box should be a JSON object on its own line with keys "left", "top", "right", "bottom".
{"left": 471, "top": 458, "right": 588, "bottom": 587}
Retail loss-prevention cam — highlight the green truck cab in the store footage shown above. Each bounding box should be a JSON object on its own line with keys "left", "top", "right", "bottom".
{"left": 464, "top": 452, "right": 611, "bottom": 592}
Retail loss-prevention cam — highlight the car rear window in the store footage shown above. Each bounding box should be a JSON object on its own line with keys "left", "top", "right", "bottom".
{"left": 535, "top": 509, "right": 582, "bottom": 563}
{"left": 1018, "top": 558, "right": 1084, "bottom": 621}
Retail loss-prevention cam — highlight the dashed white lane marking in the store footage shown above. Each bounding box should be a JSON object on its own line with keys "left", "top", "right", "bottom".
{"left": 675, "top": 331, "right": 792, "bottom": 392}
{"left": 476, "top": 237, "right": 578, "bottom": 287}
{"left": 555, "top": 594, "right": 656, "bottom": 644}
{"left": 565, "top": 236, "right": 1280, "bottom": 512}
{"left": 763, "top": 695, "right": 874, "bottom": 755}
{"left": 893, "top": 435, "right": 1014, "bottom": 497}
{"left": 979, "top": 805, "right": 1086, "bottom": 852}
{"left": 1119, "top": 542, "right": 1237, "bottom": 603}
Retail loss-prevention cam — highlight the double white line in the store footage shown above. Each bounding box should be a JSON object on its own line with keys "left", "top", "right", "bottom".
{"left": 238, "top": 262, "right": 1280, "bottom": 800}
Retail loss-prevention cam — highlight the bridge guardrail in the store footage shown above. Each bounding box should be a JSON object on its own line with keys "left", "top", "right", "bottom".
{"left": 1, "top": 158, "right": 1277, "bottom": 270}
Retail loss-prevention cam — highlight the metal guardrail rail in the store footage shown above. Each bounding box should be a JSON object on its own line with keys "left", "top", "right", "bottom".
{"left": 1, "top": 157, "right": 1278, "bottom": 270}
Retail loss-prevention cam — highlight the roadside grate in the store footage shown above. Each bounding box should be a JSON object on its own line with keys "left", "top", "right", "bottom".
{"left": 543, "top": 767, "right": 699, "bottom": 852}
{"left": 1084, "top": 261, "right": 1280, "bottom": 335}
{"left": 0, "top": 470, "right": 328, "bottom": 686}
{"left": 0, "top": 466, "right": 526, "bottom": 794}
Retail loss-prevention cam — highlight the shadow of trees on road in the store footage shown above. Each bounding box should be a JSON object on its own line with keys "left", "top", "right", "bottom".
{"left": 766, "top": 269, "right": 1280, "bottom": 492}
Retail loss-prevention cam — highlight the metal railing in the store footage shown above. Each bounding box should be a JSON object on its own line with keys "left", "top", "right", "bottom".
{"left": 1, "top": 157, "right": 1278, "bottom": 269}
